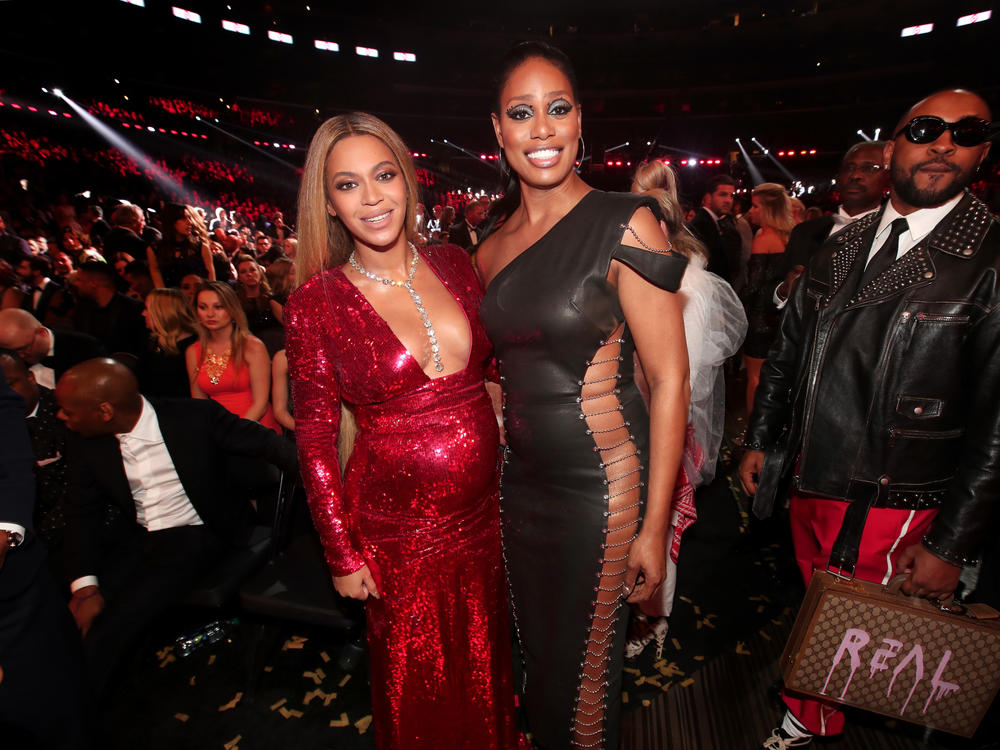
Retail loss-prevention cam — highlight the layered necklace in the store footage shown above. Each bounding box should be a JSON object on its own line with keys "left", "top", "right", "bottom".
{"left": 348, "top": 243, "right": 443, "bottom": 373}
{"left": 202, "top": 349, "right": 231, "bottom": 385}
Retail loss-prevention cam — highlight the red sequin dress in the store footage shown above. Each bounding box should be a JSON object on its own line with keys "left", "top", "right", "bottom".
{"left": 192, "top": 340, "right": 280, "bottom": 432}
{"left": 284, "top": 244, "right": 518, "bottom": 749}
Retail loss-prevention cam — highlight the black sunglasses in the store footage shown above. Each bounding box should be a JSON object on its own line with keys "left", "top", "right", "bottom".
{"left": 893, "top": 116, "right": 994, "bottom": 147}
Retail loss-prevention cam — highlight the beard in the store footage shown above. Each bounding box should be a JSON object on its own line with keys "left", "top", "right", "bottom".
{"left": 892, "top": 158, "right": 975, "bottom": 208}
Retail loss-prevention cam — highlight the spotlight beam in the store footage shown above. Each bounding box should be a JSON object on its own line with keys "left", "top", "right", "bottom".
{"left": 751, "top": 137, "right": 798, "bottom": 183}
{"left": 58, "top": 93, "right": 197, "bottom": 204}
{"left": 734, "top": 138, "right": 765, "bottom": 185}
{"left": 196, "top": 117, "right": 299, "bottom": 170}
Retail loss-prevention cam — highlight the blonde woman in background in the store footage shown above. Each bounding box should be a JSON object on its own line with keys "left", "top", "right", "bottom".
{"left": 138, "top": 287, "right": 198, "bottom": 397}
{"left": 743, "top": 183, "right": 796, "bottom": 418}
{"left": 628, "top": 159, "right": 747, "bottom": 656}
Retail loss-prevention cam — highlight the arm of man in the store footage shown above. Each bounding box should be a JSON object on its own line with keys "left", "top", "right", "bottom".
{"left": 0, "top": 381, "right": 34, "bottom": 572}
{"left": 739, "top": 255, "right": 814, "bottom": 496}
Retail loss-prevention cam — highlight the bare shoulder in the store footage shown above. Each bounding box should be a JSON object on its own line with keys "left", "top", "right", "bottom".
{"left": 620, "top": 205, "right": 670, "bottom": 251}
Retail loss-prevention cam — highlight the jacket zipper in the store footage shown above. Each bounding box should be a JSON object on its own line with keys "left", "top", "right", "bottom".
{"left": 887, "top": 427, "right": 964, "bottom": 447}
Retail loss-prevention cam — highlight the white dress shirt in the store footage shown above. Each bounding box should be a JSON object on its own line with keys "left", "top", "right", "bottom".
{"left": 29, "top": 327, "right": 56, "bottom": 390}
{"left": 70, "top": 396, "right": 203, "bottom": 592}
{"left": 865, "top": 193, "right": 963, "bottom": 267}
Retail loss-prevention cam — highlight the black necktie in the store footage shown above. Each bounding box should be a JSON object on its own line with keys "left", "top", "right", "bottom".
{"left": 859, "top": 218, "right": 908, "bottom": 289}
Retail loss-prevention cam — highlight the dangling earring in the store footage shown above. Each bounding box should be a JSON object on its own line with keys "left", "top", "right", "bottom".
{"left": 498, "top": 150, "right": 510, "bottom": 180}
{"left": 577, "top": 137, "right": 586, "bottom": 165}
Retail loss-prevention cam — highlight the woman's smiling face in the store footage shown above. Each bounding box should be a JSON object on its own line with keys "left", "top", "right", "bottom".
{"left": 492, "top": 56, "right": 582, "bottom": 190}
{"left": 324, "top": 134, "right": 408, "bottom": 253}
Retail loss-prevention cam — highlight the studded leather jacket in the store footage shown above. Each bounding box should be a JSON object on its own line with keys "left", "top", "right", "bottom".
{"left": 747, "top": 193, "right": 1000, "bottom": 567}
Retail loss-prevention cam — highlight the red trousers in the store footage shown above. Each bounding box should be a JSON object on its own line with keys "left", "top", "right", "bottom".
{"left": 781, "top": 494, "right": 938, "bottom": 736}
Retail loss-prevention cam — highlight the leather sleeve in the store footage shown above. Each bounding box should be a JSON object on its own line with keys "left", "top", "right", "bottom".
{"left": 924, "top": 296, "right": 1000, "bottom": 566}
{"left": 611, "top": 244, "right": 687, "bottom": 292}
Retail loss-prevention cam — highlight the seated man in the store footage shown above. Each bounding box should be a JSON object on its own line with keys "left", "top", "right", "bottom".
{"left": 0, "top": 350, "right": 71, "bottom": 568}
{"left": 0, "top": 308, "right": 106, "bottom": 389}
{"left": 56, "top": 359, "right": 298, "bottom": 696}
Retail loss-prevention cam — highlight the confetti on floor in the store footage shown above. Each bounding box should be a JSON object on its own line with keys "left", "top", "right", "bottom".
{"left": 223, "top": 735, "right": 241, "bottom": 750}
{"left": 680, "top": 678, "right": 695, "bottom": 687}
{"left": 622, "top": 691, "right": 629, "bottom": 704}
{"left": 736, "top": 642, "right": 751, "bottom": 655}
{"left": 338, "top": 675, "right": 351, "bottom": 687}
{"left": 218, "top": 692, "right": 243, "bottom": 712}
{"left": 671, "top": 637, "right": 681, "bottom": 650}
{"left": 269, "top": 698, "right": 287, "bottom": 711}
{"left": 303, "top": 669, "right": 324, "bottom": 685}
{"left": 208, "top": 654, "right": 216, "bottom": 665}
{"left": 278, "top": 706, "right": 304, "bottom": 719}
{"left": 283, "top": 635, "right": 308, "bottom": 651}
{"left": 320, "top": 651, "right": 331, "bottom": 663}
{"left": 173, "top": 713, "right": 189, "bottom": 722}
{"left": 330, "top": 713, "right": 350, "bottom": 728}
{"left": 188, "top": 676, "right": 196, "bottom": 686}
{"left": 355, "top": 715, "right": 373, "bottom": 734}
{"left": 159, "top": 654, "right": 177, "bottom": 668}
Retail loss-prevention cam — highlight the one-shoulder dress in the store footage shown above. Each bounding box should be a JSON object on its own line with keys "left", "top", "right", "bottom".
{"left": 481, "top": 192, "right": 687, "bottom": 750}
{"left": 284, "top": 244, "right": 518, "bottom": 749}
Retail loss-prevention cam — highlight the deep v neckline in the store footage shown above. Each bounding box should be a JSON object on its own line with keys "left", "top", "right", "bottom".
{"left": 338, "top": 248, "right": 474, "bottom": 381}
{"left": 484, "top": 190, "right": 598, "bottom": 293}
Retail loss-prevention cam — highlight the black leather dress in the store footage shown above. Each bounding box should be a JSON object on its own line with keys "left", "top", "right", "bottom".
{"left": 481, "top": 191, "right": 687, "bottom": 749}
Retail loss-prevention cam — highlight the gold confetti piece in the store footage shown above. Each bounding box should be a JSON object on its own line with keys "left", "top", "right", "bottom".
{"left": 270, "top": 698, "right": 288, "bottom": 711}
{"left": 759, "top": 630, "right": 772, "bottom": 641}
{"left": 208, "top": 654, "right": 217, "bottom": 665}
{"left": 679, "top": 596, "right": 692, "bottom": 604}
{"left": 623, "top": 667, "right": 641, "bottom": 675}
{"left": 224, "top": 736, "right": 242, "bottom": 750}
{"left": 748, "top": 595, "right": 763, "bottom": 602}
{"left": 303, "top": 690, "right": 320, "bottom": 706}
{"left": 693, "top": 605, "right": 701, "bottom": 615}
{"left": 641, "top": 699, "right": 651, "bottom": 707}
{"left": 355, "top": 715, "right": 373, "bottom": 734}
{"left": 218, "top": 692, "right": 243, "bottom": 712}
{"left": 760, "top": 595, "right": 772, "bottom": 602}
{"left": 653, "top": 658, "right": 667, "bottom": 670}
{"left": 282, "top": 636, "right": 308, "bottom": 651}
{"left": 736, "top": 642, "right": 751, "bottom": 655}
{"left": 671, "top": 638, "right": 681, "bottom": 651}
{"left": 264, "top": 666, "right": 273, "bottom": 672}
{"left": 680, "top": 678, "right": 695, "bottom": 687}
{"left": 316, "top": 667, "right": 326, "bottom": 680}
{"left": 323, "top": 692, "right": 338, "bottom": 706}
{"left": 338, "top": 675, "right": 351, "bottom": 687}
{"left": 656, "top": 662, "right": 685, "bottom": 678}
{"left": 756, "top": 605, "right": 766, "bottom": 613}
{"left": 320, "top": 651, "right": 331, "bottom": 663}
{"left": 174, "top": 713, "right": 189, "bottom": 722}
{"left": 189, "top": 676, "right": 196, "bottom": 686}
{"left": 159, "top": 654, "right": 177, "bottom": 668}
{"left": 156, "top": 646, "right": 174, "bottom": 660}
{"left": 693, "top": 655, "right": 705, "bottom": 662}
{"left": 622, "top": 691, "right": 629, "bottom": 704}
{"left": 303, "top": 670, "right": 323, "bottom": 685}
{"left": 279, "top": 707, "right": 304, "bottom": 719}
{"left": 661, "top": 683, "right": 672, "bottom": 692}
{"left": 330, "top": 713, "right": 350, "bottom": 728}
{"left": 772, "top": 619, "right": 783, "bottom": 626}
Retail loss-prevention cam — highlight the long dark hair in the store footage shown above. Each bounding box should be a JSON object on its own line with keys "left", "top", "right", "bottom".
{"left": 479, "top": 41, "right": 580, "bottom": 242}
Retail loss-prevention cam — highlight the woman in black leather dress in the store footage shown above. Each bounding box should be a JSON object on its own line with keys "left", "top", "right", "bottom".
{"left": 477, "top": 42, "right": 691, "bottom": 750}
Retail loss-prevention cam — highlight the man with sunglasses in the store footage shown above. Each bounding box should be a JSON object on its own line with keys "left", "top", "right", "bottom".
{"left": 740, "top": 88, "right": 996, "bottom": 748}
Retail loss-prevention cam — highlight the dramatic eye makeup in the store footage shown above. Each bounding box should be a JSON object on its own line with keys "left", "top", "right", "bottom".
{"left": 505, "top": 98, "right": 575, "bottom": 122}
{"left": 547, "top": 99, "right": 573, "bottom": 116}
{"left": 506, "top": 104, "right": 533, "bottom": 121}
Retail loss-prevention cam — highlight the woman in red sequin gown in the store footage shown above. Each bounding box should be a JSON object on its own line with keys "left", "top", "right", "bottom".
{"left": 284, "top": 113, "right": 518, "bottom": 749}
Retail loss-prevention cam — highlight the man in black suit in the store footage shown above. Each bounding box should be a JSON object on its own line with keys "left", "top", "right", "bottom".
{"left": 0, "top": 376, "right": 87, "bottom": 749}
{"left": 16, "top": 254, "right": 63, "bottom": 323}
{"left": 56, "top": 359, "right": 298, "bottom": 696}
{"left": 774, "top": 141, "right": 890, "bottom": 306}
{"left": 71, "top": 261, "right": 147, "bottom": 359}
{"left": 687, "top": 174, "right": 738, "bottom": 283}
{"left": 0, "top": 308, "right": 106, "bottom": 390}
{"left": 448, "top": 200, "right": 487, "bottom": 253}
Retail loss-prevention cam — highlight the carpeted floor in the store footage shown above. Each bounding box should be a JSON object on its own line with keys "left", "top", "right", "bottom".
{"left": 96, "top": 409, "right": 998, "bottom": 749}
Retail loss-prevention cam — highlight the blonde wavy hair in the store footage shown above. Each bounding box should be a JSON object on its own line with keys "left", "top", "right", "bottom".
{"left": 631, "top": 160, "right": 708, "bottom": 262}
{"left": 752, "top": 183, "right": 796, "bottom": 244}
{"left": 146, "top": 288, "right": 197, "bottom": 355}
{"left": 295, "top": 112, "right": 420, "bottom": 286}
{"left": 195, "top": 280, "right": 251, "bottom": 374}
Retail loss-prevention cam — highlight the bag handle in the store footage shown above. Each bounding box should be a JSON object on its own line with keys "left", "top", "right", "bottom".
{"left": 884, "top": 573, "right": 966, "bottom": 615}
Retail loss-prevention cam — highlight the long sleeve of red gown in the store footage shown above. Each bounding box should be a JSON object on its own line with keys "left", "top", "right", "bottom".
{"left": 284, "top": 288, "right": 366, "bottom": 578}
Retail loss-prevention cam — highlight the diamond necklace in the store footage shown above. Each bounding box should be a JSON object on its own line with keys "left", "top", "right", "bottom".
{"left": 348, "top": 243, "right": 444, "bottom": 373}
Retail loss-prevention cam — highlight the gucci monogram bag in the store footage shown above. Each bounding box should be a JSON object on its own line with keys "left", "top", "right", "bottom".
{"left": 781, "top": 572, "right": 1000, "bottom": 737}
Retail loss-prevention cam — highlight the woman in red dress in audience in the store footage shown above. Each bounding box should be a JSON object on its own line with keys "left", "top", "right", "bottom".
{"left": 186, "top": 280, "right": 279, "bottom": 431}
{"left": 284, "top": 112, "right": 517, "bottom": 749}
